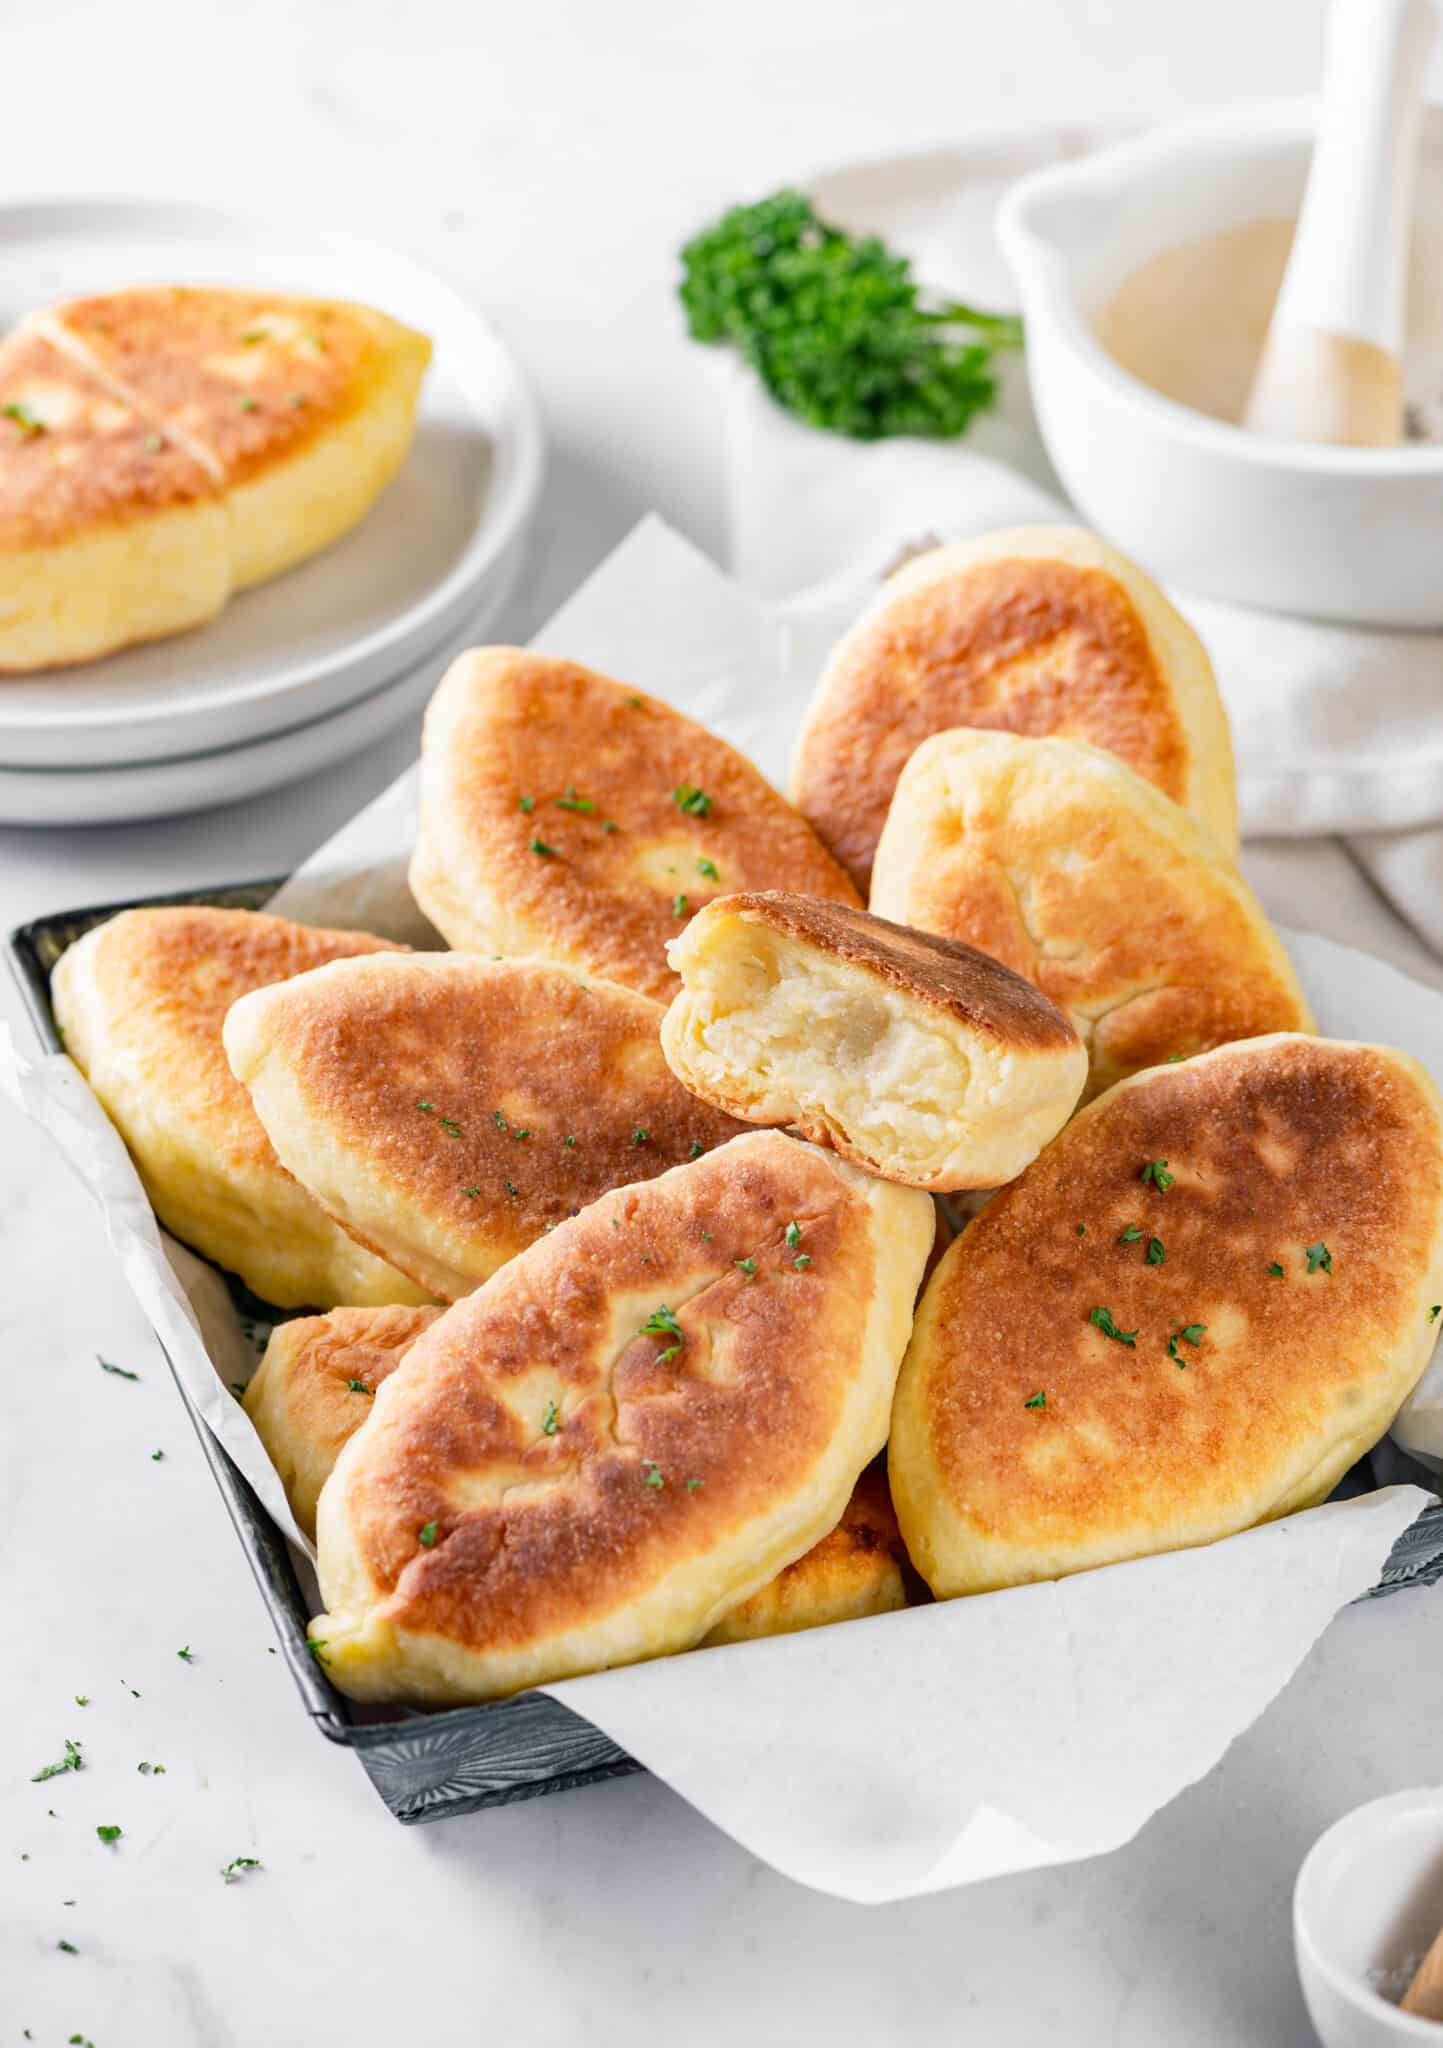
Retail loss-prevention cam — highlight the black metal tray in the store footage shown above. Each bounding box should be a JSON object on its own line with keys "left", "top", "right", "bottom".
{"left": 10, "top": 880, "right": 1443, "bottom": 1825}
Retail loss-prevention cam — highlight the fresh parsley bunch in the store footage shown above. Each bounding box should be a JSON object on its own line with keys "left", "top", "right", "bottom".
{"left": 679, "top": 188, "right": 1023, "bottom": 442}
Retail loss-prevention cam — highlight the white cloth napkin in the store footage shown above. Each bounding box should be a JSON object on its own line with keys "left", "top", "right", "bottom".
{"left": 721, "top": 131, "right": 1443, "bottom": 980}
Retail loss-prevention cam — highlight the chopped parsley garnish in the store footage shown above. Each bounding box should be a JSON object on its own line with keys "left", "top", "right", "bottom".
{"left": 556, "top": 789, "right": 594, "bottom": 813}
{"left": 793, "top": 1254, "right": 811, "bottom": 1269}
{"left": 541, "top": 1400, "right": 560, "bottom": 1436}
{"left": 462, "top": 1185, "right": 481, "bottom": 1199}
{"left": 697, "top": 857, "right": 719, "bottom": 881}
{"left": 58, "top": 1939, "right": 77, "bottom": 1953}
{"left": 221, "top": 1856, "right": 262, "bottom": 1883}
{"left": 1268, "top": 1262, "right": 1284, "bottom": 1277}
{"left": 734, "top": 1256, "right": 757, "bottom": 1280}
{"left": 642, "top": 1305, "right": 684, "bottom": 1341}
{"left": 3, "top": 400, "right": 44, "bottom": 436}
{"left": 601, "top": 818, "right": 619, "bottom": 833}
{"left": 98, "top": 1356, "right": 139, "bottom": 1381}
{"left": 75, "top": 1697, "right": 87, "bottom": 1707}
{"left": 671, "top": 784, "right": 713, "bottom": 818}
{"left": 239, "top": 394, "right": 260, "bottom": 411}
{"left": 305, "top": 1638, "right": 331, "bottom": 1666}
{"left": 563, "top": 1134, "right": 576, "bottom": 1146}
{"left": 1117, "top": 1224, "right": 1143, "bottom": 1244}
{"left": 528, "top": 837, "right": 556, "bottom": 857}
{"left": 517, "top": 794, "right": 534, "bottom": 813}
{"left": 1305, "top": 1242, "right": 1333, "bottom": 1275}
{"left": 688, "top": 1141, "right": 704, "bottom": 1159}
{"left": 1167, "top": 1322, "right": 1207, "bottom": 1364}
{"left": 785, "top": 1220, "right": 803, "bottom": 1249}
{"left": 642, "top": 1461, "right": 665, "bottom": 1489}
{"left": 95, "top": 1825, "right": 122, "bottom": 1846}
{"left": 177, "top": 1646, "right": 194, "bottom": 1663}
{"left": 137, "top": 1762, "right": 165, "bottom": 1774}
{"left": 345, "top": 1378, "right": 373, "bottom": 1395}
{"left": 150, "top": 1449, "right": 163, "bottom": 1461}
{"left": 672, "top": 894, "right": 688, "bottom": 917}
{"left": 1076, "top": 1223, "right": 1086, "bottom": 1237}
{"left": 511, "top": 1126, "right": 531, "bottom": 1141}
{"left": 1431, "top": 1306, "right": 1441, "bottom": 1322}
{"left": 31, "top": 1739, "right": 82, "bottom": 1783}
{"left": 1089, "top": 1306, "right": 1137, "bottom": 1347}
{"left": 1145, "top": 1237, "right": 1165, "bottom": 1267}
{"left": 626, "top": 694, "right": 643, "bottom": 708}
{"left": 504, "top": 1180, "right": 519, "bottom": 1198}
{"left": 1140, "top": 1159, "right": 1175, "bottom": 1193}
{"left": 1024, "top": 1390, "right": 1047, "bottom": 1410}
{"left": 418, "top": 1521, "right": 439, "bottom": 1548}
{"left": 632, "top": 1128, "right": 649, "bottom": 1144}
{"left": 686, "top": 1477, "right": 703, "bottom": 1492}
{"left": 494, "top": 1108, "right": 508, "bottom": 1129}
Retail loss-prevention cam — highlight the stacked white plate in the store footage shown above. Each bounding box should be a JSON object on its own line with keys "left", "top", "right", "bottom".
{"left": 0, "top": 198, "right": 544, "bottom": 825}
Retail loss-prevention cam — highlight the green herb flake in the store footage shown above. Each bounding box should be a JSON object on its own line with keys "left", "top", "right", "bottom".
{"left": 517, "top": 794, "right": 534, "bottom": 813}
{"left": 417, "top": 1521, "right": 439, "bottom": 1548}
{"left": 137, "top": 1762, "right": 164, "bottom": 1775}
{"left": 1088, "top": 1306, "right": 1137, "bottom": 1348}
{"left": 672, "top": 893, "right": 688, "bottom": 918}
{"left": 31, "top": 1739, "right": 83, "bottom": 1783}
{"left": 734, "top": 1257, "right": 757, "bottom": 1280}
{"left": 95, "top": 1825, "right": 122, "bottom": 1846}
{"left": 1305, "top": 1242, "right": 1333, "bottom": 1275}
{"left": 98, "top": 1355, "right": 139, "bottom": 1381}
{"left": 793, "top": 1254, "right": 811, "bottom": 1269}
{"left": 1167, "top": 1322, "right": 1208, "bottom": 1365}
{"left": 626, "top": 695, "right": 643, "bottom": 709}
{"left": 696, "top": 857, "right": 719, "bottom": 881}
{"left": 671, "top": 784, "right": 713, "bottom": 818}
{"left": 144, "top": 430, "right": 164, "bottom": 452}
{"left": 556, "top": 790, "right": 594, "bottom": 814}
{"left": 601, "top": 818, "right": 619, "bottom": 833}
{"left": 493, "top": 1108, "right": 508, "bottom": 1130}
{"left": 1024, "top": 1390, "right": 1047, "bottom": 1411}
{"left": 1140, "top": 1159, "right": 1175, "bottom": 1193}
{"left": 1145, "top": 1237, "right": 1165, "bottom": 1267}
{"left": 528, "top": 838, "right": 556, "bottom": 858}
{"left": 563, "top": 1134, "right": 576, "bottom": 1146}
{"left": 1117, "top": 1224, "right": 1143, "bottom": 1244}
{"left": 642, "top": 1461, "right": 665, "bottom": 1489}
{"left": 345, "top": 1378, "right": 373, "bottom": 1396}
{"left": 239, "top": 394, "right": 260, "bottom": 411}
{"left": 1268, "top": 1262, "right": 1284, "bottom": 1278}
{"left": 785, "top": 1220, "right": 803, "bottom": 1249}
{"left": 632, "top": 1128, "right": 649, "bottom": 1145}
{"left": 221, "top": 1856, "right": 262, "bottom": 1884}
{"left": 3, "top": 400, "right": 45, "bottom": 436}
{"left": 462, "top": 1185, "right": 481, "bottom": 1200}
{"left": 58, "top": 1938, "right": 77, "bottom": 1953}
{"left": 74, "top": 1696, "right": 87, "bottom": 1707}
{"left": 306, "top": 1637, "right": 331, "bottom": 1666}
{"left": 150, "top": 1449, "right": 164, "bottom": 1460}
{"left": 688, "top": 1141, "right": 704, "bottom": 1159}
{"left": 686, "top": 1478, "right": 703, "bottom": 1492}
{"left": 1076, "top": 1223, "right": 1085, "bottom": 1237}
{"left": 176, "top": 1646, "right": 194, "bottom": 1662}
{"left": 541, "top": 1400, "right": 560, "bottom": 1437}
{"left": 1431, "top": 1305, "right": 1441, "bottom": 1322}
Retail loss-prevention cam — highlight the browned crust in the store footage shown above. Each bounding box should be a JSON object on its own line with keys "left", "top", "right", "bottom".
{"left": 335, "top": 1134, "right": 883, "bottom": 1653}
{"left": 712, "top": 892, "right": 1081, "bottom": 1050}
{"left": 72, "top": 906, "right": 406, "bottom": 1186}
{"left": 244, "top": 954, "right": 746, "bottom": 1280}
{"left": 795, "top": 557, "right": 1193, "bottom": 889}
{"left": 42, "top": 288, "right": 394, "bottom": 486}
{"left": 913, "top": 1037, "right": 1443, "bottom": 1556}
{"left": 0, "top": 330, "right": 219, "bottom": 549}
{"left": 416, "top": 651, "right": 862, "bottom": 1002}
{"left": 706, "top": 1459, "right": 911, "bottom": 1640}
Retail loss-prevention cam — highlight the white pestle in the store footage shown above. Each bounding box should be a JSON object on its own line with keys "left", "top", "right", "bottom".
{"left": 1243, "top": 0, "right": 1437, "bottom": 447}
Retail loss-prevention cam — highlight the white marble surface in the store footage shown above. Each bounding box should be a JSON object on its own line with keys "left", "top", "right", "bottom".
{"left": 7, "top": 1, "right": 1443, "bottom": 2040}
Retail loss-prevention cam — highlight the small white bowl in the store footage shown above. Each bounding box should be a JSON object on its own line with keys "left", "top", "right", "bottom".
{"left": 1295, "top": 1787, "right": 1443, "bottom": 2046}
{"left": 997, "top": 101, "right": 1443, "bottom": 627}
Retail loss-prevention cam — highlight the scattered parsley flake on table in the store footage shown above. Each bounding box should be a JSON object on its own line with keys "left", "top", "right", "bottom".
{"left": 221, "top": 1856, "right": 262, "bottom": 1884}
{"left": 97, "top": 1356, "right": 139, "bottom": 1380}
{"left": 31, "top": 1739, "right": 83, "bottom": 1783}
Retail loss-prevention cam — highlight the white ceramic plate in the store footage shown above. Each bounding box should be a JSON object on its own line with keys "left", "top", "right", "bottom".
{"left": 0, "top": 197, "right": 543, "bottom": 768}
{"left": 0, "top": 589, "right": 514, "bottom": 827}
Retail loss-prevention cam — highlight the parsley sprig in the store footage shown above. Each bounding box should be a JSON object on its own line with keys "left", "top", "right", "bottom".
{"left": 679, "top": 189, "right": 1022, "bottom": 442}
